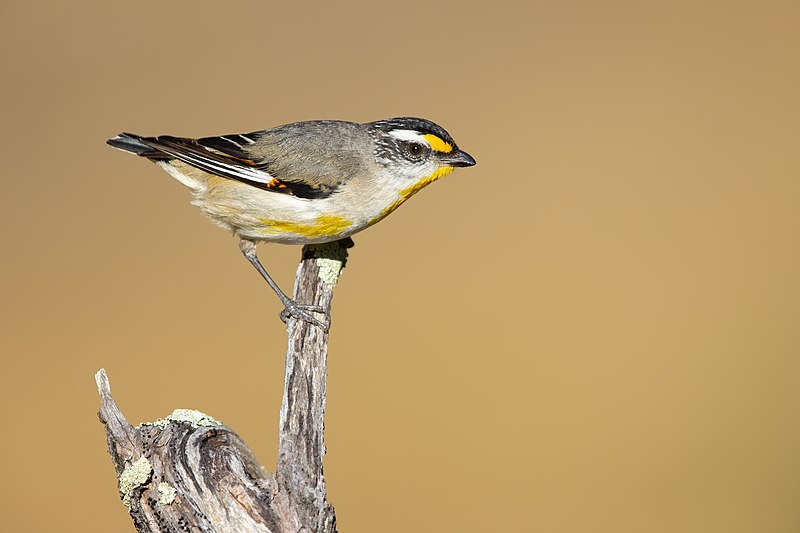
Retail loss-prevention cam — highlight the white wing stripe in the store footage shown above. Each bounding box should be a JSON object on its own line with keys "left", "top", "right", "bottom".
{"left": 160, "top": 146, "right": 275, "bottom": 184}
{"left": 219, "top": 136, "right": 244, "bottom": 149}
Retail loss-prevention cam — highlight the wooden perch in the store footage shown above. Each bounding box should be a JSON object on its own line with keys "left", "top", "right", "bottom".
{"left": 96, "top": 239, "right": 352, "bottom": 532}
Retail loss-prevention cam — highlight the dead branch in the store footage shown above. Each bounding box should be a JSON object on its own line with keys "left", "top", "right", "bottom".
{"left": 96, "top": 239, "right": 352, "bottom": 532}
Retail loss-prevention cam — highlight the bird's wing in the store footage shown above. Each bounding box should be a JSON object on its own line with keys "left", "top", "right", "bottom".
{"left": 123, "top": 132, "right": 339, "bottom": 199}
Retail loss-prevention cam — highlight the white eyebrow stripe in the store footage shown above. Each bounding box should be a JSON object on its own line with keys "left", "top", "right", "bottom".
{"left": 388, "top": 129, "right": 429, "bottom": 146}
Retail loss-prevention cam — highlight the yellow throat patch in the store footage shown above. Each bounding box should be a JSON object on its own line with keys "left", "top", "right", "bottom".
{"left": 369, "top": 166, "right": 455, "bottom": 226}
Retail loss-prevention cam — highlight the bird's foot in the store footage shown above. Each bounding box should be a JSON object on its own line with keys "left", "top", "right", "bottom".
{"left": 279, "top": 301, "right": 330, "bottom": 330}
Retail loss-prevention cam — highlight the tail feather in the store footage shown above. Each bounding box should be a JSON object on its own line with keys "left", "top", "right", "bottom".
{"left": 106, "top": 133, "right": 170, "bottom": 159}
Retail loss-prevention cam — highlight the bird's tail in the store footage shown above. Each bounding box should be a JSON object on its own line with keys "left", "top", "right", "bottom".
{"left": 106, "top": 133, "right": 169, "bottom": 159}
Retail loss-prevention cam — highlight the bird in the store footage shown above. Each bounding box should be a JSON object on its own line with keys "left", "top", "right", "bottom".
{"left": 107, "top": 117, "right": 476, "bottom": 329}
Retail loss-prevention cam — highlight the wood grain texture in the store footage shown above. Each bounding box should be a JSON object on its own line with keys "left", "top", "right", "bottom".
{"left": 96, "top": 239, "right": 352, "bottom": 532}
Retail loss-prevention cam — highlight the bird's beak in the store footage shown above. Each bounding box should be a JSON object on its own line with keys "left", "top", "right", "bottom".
{"left": 442, "top": 150, "right": 476, "bottom": 167}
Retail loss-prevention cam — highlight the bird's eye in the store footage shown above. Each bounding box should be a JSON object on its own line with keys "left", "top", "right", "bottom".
{"left": 407, "top": 142, "right": 423, "bottom": 157}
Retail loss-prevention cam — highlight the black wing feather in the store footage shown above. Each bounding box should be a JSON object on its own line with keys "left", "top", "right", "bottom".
{"left": 108, "top": 132, "right": 340, "bottom": 200}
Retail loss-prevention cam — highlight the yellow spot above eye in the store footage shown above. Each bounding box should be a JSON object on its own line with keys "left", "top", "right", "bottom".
{"left": 422, "top": 134, "right": 453, "bottom": 154}
{"left": 259, "top": 215, "right": 352, "bottom": 237}
{"left": 368, "top": 166, "right": 454, "bottom": 225}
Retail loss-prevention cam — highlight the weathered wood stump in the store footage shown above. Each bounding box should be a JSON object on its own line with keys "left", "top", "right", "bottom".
{"left": 96, "top": 239, "right": 352, "bottom": 532}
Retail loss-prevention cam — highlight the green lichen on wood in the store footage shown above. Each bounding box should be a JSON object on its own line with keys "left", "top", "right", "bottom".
{"left": 119, "top": 455, "right": 152, "bottom": 509}
{"left": 305, "top": 242, "right": 348, "bottom": 287}
{"left": 139, "top": 408, "right": 222, "bottom": 429}
{"left": 157, "top": 482, "right": 177, "bottom": 505}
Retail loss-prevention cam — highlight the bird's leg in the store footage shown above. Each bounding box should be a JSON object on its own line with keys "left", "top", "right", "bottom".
{"left": 239, "top": 239, "right": 329, "bottom": 329}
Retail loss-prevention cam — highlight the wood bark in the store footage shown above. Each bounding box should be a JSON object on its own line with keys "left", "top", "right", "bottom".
{"left": 96, "top": 239, "right": 352, "bottom": 532}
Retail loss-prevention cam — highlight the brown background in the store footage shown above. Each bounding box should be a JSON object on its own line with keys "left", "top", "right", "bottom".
{"left": 2, "top": 1, "right": 799, "bottom": 531}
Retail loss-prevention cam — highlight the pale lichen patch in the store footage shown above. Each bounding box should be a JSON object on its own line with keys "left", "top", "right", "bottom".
{"left": 157, "top": 482, "right": 177, "bottom": 505}
{"left": 317, "top": 257, "right": 343, "bottom": 287}
{"left": 308, "top": 242, "right": 347, "bottom": 287}
{"left": 139, "top": 409, "right": 222, "bottom": 429}
{"left": 119, "top": 455, "right": 152, "bottom": 509}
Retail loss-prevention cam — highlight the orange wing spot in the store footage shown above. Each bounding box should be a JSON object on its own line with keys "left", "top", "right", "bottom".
{"left": 266, "top": 178, "right": 287, "bottom": 189}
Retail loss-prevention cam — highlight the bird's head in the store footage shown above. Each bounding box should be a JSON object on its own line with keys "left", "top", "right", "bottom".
{"left": 369, "top": 117, "right": 476, "bottom": 190}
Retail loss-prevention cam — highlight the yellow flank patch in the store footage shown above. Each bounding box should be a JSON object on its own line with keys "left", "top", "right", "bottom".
{"left": 368, "top": 166, "right": 454, "bottom": 226}
{"left": 260, "top": 215, "right": 352, "bottom": 237}
{"left": 422, "top": 134, "right": 453, "bottom": 154}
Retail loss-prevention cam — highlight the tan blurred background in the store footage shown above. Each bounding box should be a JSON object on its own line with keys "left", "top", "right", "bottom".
{"left": 2, "top": 0, "right": 799, "bottom": 531}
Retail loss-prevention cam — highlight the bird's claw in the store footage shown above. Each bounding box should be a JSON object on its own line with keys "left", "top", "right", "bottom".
{"left": 279, "top": 301, "right": 330, "bottom": 330}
